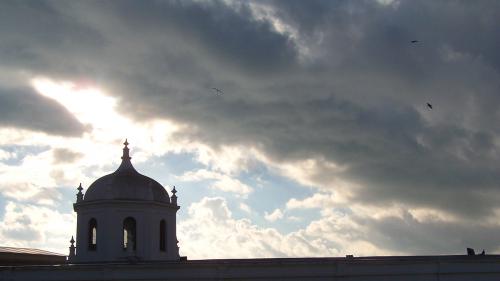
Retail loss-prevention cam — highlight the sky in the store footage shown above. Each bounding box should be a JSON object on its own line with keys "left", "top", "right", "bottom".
{"left": 1, "top": 0, "right": 500, "bottom": 258}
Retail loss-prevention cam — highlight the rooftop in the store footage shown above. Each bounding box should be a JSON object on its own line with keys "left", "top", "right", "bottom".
{"left": 0, "top": 247, "right": 65, "bottom": 257}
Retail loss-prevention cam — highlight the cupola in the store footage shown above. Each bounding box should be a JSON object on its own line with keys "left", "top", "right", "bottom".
{"left": 69, "top": 140, "right": 180, "bottom": 263}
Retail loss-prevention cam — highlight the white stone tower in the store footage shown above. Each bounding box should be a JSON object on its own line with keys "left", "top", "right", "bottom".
{"left": 69, "top": 140, "right": 180, "bottom": 263}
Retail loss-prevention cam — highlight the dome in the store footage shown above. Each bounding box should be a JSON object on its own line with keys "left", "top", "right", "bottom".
{"left": 84, "top": 140, "right": 170, "bottom": 203}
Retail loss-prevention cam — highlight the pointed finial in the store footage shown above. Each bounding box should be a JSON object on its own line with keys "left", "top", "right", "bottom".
{"left": 76, "top": 183, "right": 84, "bottom": 203}
{"left": 122, "top": 139, "right": 131, "bottom": 160}
{"left": 171, "top": 186, "right": 178, "bottom": 205}
{"left": 68, "top": 235, "right": 76, "bottom": 260}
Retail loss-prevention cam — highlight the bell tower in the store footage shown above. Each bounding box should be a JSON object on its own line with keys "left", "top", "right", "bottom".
{"left": 69, "top": 140, "right": 180, "bottom": 263}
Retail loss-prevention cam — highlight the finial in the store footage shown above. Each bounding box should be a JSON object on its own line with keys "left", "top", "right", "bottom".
{"left": 121, "top": 139, "right": 131, "bottom": 160}
{"left": 68, "top": 235, "right": 76, "bottom": 260}
{"left": 76, "top": 183, "right": 84, "bottom": 203}
{"left": 171, "top": 186, "right": 178, "bottom": 205}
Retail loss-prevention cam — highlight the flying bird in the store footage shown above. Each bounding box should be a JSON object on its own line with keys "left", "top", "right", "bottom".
{"left": 212, "top": 87, "right": 224, "bottom": 95}
{"left": 411, "top": 40, "right": 419, "bottom": 43}
{"left": 426, "top": 103, "right": 433, "bottom": 109}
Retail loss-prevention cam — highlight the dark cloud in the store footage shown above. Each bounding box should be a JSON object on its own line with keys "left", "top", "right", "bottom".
{"left": 363, "top": 211, "right": 500, "bottom": 255}
{"left": 0, "top": 1, "right": 105, "bottom": 75}
{"left": 107, "top": 0, "right": 297, "bottom": 73}
{"left": 0, "top": 86, "right": 87, "bottom": 136}
{"left": 2, "top": 0, "right": 500, "bottom": 252}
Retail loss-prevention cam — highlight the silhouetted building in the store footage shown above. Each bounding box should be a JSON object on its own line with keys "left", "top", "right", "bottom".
{"left": 70, "top": 140, "right": 179, "bottom": 263}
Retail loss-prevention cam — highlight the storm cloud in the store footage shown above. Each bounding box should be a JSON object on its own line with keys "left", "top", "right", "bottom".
{"left": 0, "top": 86, "right": 87, "bottom": 136}
{"left": 2, "top": 0, "right": 500, "bottom": 254}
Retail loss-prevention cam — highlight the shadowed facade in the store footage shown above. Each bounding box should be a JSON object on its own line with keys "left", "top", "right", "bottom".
{"left": 70, "top": 140, "right": 180, "bottom": 263}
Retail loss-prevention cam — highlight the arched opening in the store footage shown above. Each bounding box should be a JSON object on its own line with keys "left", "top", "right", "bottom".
{"left": 88, "top": 218, "right": 97, "bottom": 251}
{"left": 159, "top": 219, "right": 166, "bottom": 252}
{"left": 123, "top": 217, "right": 137, "bottom": 251}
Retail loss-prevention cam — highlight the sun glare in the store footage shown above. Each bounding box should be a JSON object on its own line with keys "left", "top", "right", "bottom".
{"left": 32, "top": 78, "right": 118, "bottom": 127}
{"left": 29, "top": 77, "right": 182, "bottom": 162}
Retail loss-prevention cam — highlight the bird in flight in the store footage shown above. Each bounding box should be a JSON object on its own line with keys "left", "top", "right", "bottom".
{"left": 426, "top": 102, "right": 433, "bottom": 109}
{"left": 411, "top": 40, "right": 419, "bottom": 43}
{"left": 212, "top": 87, "right": 224, "bottom": 95}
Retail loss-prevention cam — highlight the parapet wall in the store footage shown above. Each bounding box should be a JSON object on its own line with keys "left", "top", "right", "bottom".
{"left": 1, "top": 255, "right": 500, "bottom": 281}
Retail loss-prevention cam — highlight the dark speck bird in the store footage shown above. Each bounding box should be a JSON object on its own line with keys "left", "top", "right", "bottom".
{"left": 426, "top": 103, "right": 433, "bottom": 109}
{"left": 411, "top": 40, "right": 419, "bottom": 43}
{"left": 212, "top": 87, "right": 224, "bottom": 95}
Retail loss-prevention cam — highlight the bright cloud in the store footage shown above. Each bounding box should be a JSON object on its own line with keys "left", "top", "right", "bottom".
{"left": 264, "top": 208, "right": 284, "bottom": 222}
{"left": 178, "top": 196, "right": 396, "bottom": 259}
{"left": 31, "top": 77, "right": 182, "bottom": 159}
{"left": 0, "top": 183, "right": 61, "bottom": 206}
{"left": 239, "top": 203, "right": 252, "bottom": 214}
{"left": 178, "top": 169, "right": 253, "bottom": 196}
{"left": 0, "top": 202, "right": 76, "bottom": 254}
{"left": 286, "top": 193, "right": 338, "bottom": 210}
{"left": 0, "top": 149, "right": 14, "bottom": 161}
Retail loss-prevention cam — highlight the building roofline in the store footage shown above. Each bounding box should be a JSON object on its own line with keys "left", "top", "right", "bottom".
{"left": 0, "top": 247, "right": 65, "bottom": 257}
{"left": 74, "top": 199, "right": 179, "bottom": 211}
{"left": 2, "top": 254, "right": 500, "bottom": 269}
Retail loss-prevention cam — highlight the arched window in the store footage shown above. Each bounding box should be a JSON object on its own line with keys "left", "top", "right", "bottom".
{"left": 123, "top": 217, "right": 137, "bottom": 251}
{"left": 159, "top": 219, "right": 166, "bottom": 252}
{"left": 88, "top": 218, "right": 97, "bottom": 251}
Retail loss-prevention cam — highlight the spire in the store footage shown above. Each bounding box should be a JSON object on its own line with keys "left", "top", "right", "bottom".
{"left": 171, "top": 186, "right": 177, "bottom": 205}
{"left": 122, "top": 139, "right": 131, "bottom": 160}
{"left": 76, "top": 183, "right": 84, "bottom": 203}
{"left": 116, "top": 139, "right": 137, "bottom": 174}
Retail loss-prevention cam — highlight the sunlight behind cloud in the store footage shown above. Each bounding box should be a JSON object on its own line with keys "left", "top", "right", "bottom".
{"left": 32, "top": 78, "right": 116, "bottom": 127}
{"left": 0, "top": 77, "right": 197, "bottom": 254}
{"left": 30, "top": 77, "right": 182, "bottom": 159}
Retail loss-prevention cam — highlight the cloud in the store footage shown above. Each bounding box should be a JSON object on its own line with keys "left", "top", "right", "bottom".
{"left": 285, "top": 191, "right": 500, "bottom": 255}
{"left": 178, "top": 169, "right": 253, "bottom": 196}
{"left": 264, "top": 208, "right": 284, "bottom": 222}
{"left": 0, "top": 182, "right": 62, "bottom": 206}
{"left": 239, "top": 203, "right": 252, "bottom": 214}
{"left": 0, "top": 85, "right": 87, "bottom": 136}
{"left": 210, "top": 177, "right": 253, "bottom": 196}
{"left": 1, "top": 0, "right": 500, "bottom": 256}
{"left": 286, "top": 193, "right": 337, "bottom": 210}
{"left": 0, "top": 202, "right": 75, "bottom": 254}
{"left": 178, "top": 196, "right": 396, "bottom": 259}
{"left": 286, "top": 216, "right": 302, "bottom": 222}
{"left": 0, "top": 148, "right": 15, "bottom": 161}
{"left": 52, "top": 148, "right": 83, "bottom": 164}
{"left": 178, "top": 196, "right": 339, "bottom": 258}
{"left": 357, "top": 209, "right": 500, "bottom": 255}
